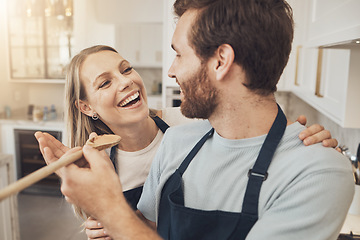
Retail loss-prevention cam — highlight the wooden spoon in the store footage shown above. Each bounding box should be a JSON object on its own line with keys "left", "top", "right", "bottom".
{"left": 0, "top": 134, "right": 121, "bottom": 201}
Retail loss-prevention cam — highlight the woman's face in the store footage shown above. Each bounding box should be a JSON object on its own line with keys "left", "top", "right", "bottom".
{"left": 79, "top": 50, "right": 149, "bottom": 129}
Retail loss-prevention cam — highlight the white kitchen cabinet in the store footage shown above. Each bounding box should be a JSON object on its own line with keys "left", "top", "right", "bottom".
{"left": 283, "top": 0, "right": 360, "bottom": 128}
{"left": 116, "top": 23, "right": 163, "bottom": 68}
{"left": 0, "top": 154, "right": 20, "bottom": 240}
{"left": 293, "top": 44, "right": 360, "bottom": 128}
{"left": 73, "top": 0, "right": 116, "bottom": 53}
{"left": 306, "top": 0, "right": 360, "bottom": 47}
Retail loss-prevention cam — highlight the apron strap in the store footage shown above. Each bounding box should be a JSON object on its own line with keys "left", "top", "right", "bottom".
{"left": 242, "top": 104, "right": 287, "bottom": 216}
{"left": 109, "top": 115, "right": 170, "bottom": 171}
{"left": 152, "top": 115, "right": 170, "bottom": 133}
{"left": 178, "top": 128, "right": 214, "bottom": 176}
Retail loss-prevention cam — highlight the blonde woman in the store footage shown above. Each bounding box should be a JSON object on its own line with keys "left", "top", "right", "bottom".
{"left": 35, "top": 45, "right": 338, "bottom": 240}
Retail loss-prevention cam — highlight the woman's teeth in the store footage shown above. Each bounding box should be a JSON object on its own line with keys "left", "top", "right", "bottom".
{"left": 119, "top": 92, "right": 140, "bottom": 107}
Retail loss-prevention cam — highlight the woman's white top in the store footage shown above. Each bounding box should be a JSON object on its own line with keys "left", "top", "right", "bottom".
{"left": 110, "top": 107, "right": 194, "bottom": 191}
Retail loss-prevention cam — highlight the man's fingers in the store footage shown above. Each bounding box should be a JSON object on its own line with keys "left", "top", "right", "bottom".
{"left": 82, "top": 145, "right": 114, "bottom": 169}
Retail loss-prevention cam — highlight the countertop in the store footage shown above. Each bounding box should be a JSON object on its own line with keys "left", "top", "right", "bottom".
{"left": 0, "top": 108, "right": 64, "bottom": 129}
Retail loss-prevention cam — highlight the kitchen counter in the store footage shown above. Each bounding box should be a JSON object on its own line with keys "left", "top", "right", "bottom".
{"left": 0, "top": 107, "right": 64, "bottom": 129}
{"left": 0, "top": 108, "right": 65, "bottom": 170}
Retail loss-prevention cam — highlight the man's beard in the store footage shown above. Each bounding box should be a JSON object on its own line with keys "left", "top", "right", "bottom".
{"left": 179, "top": 65, "right": 218, "bottom": 119}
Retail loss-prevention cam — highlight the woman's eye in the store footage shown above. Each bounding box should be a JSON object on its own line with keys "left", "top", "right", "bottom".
{"left": 123, "top": 67, "right": 133, "bottom": 74}
{"left": 99, "top": 80, "right": 111, "bottom": 88}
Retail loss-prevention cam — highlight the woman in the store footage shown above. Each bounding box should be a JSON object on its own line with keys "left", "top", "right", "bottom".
{"left": 35, "top": 45, "right": 337, "bottom": 239}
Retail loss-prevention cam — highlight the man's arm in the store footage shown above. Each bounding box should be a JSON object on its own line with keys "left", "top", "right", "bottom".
{"left": 60, "top": 145, "right": 162, "bottom": 240}
{"left": 245, "top": 168, "right": 354, "bottom": 240}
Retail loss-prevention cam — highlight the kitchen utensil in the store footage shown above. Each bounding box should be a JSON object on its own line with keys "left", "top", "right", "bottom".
{"left": 0, "top": 134, "right": 121, "bottom": 201}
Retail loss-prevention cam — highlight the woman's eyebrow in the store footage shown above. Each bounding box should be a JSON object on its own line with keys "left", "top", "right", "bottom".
{"left": 118, "top": 60, "right": 130, "bottom": 68}
{"left": 93, "top": 60, "right": 130, "bottom": 86}
{"left": 94, "top": 72, "right": 111, "bottom": 86}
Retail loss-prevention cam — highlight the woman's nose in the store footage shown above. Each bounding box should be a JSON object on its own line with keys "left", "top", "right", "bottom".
{"left": 116, "top": 76, "right": 133, "bottom": 91}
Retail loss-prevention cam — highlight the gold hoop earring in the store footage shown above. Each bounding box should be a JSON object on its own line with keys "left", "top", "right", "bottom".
{"left": 92, "top": 112, "right": 99, "bottom": 120}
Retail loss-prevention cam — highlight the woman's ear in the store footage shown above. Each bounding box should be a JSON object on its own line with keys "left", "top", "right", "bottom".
{"left": 76, "top": 100, "right": 93, "bottom": 117}
{"left": 213, "top": 44, "right": 235, "bottom": 81}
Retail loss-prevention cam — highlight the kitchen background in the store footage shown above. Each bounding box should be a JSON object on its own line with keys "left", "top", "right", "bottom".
{"left": 0, "top": 0, "right": 359, "bottom": 239}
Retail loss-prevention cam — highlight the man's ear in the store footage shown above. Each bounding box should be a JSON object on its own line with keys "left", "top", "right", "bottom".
{"left": 76, "top": 100, "right": 93, "bottom": 117}
{"left": 212, "top": 44, "right": 235, "bottom": 81}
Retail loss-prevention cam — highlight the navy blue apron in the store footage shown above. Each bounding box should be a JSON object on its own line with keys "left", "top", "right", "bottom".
{"left": 157, "top": 104, "right": 287, "bottom": 240}
{"left": 110, "top": 115, "right": 169, "bottom": 210}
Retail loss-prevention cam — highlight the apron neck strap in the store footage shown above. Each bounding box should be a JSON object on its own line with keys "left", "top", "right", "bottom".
{"left": 178, "top": 128, "right": 215, "bottom": 176}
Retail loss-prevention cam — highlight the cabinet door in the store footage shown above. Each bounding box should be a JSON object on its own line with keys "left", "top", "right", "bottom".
{"left": 292, "top": 46, "right": 318, "bottom": 97}
{"left": 116, "top": 23, "right": 162, "bottom": 68}
{"left": 116, "top": 24, "right": 141, "bottom": 65}
{"left": 312, "top": 48, "right": 350, "bottom": 122}
{"left": 307, "top": 0, "right": 360, "bottom": 46}
{"left": 0, "top": 162, "right": 19, "bottom": 240}
{"left": 139, "top": 24, "right": 162, "bottom": 67}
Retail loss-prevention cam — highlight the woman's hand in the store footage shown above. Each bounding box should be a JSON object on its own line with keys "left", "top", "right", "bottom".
{"left": 34, "top": 132, "right": 70, "bottom": 177}
{"left": 296, "top": 115, "right": 338, "bottom": 148}
{"left": 35, "top": 132, "right": 91, "bottom": 177}
{"left": 85, "top": 216, "right": 112, "bottom": 240}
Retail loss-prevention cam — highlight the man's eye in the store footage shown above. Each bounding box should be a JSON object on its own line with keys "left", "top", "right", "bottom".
{"left": 123, "top": 67, "right": 133, "bottom": 74}
{"left": 99, "top": 80, "right": 111, "bottom": 88}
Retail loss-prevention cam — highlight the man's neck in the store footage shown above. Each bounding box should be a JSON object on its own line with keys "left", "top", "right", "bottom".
{"left": 208, "top": 96, "right": 286, "bottom": 140}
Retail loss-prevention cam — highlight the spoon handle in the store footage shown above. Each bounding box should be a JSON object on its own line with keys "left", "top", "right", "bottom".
{"left": 0, "top": 149, "right": 83, "bottom": 201}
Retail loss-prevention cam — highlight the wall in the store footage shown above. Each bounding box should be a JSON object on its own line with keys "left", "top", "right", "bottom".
{"left": 277, "top": 92, "right": 360, "bottom": 155}
{"left": 0, "top": 0, "right": 29, "bottom": 114}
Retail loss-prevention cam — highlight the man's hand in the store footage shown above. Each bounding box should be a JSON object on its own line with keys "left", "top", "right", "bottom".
{"left": 296, "top": 115, "right": 338, "bottom": 148}
{"left": 61, "top": 145, "right": 122, "bottom": 218}
{"left": 61, "top": 145, "right": 161, "bottom": 240}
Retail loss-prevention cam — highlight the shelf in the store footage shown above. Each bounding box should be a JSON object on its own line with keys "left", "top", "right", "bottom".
{"left": 21, "top": 144, "right": 40, "bottom": 150}
{"left": 23, "top": 158, "right": 45, "bottom": 164}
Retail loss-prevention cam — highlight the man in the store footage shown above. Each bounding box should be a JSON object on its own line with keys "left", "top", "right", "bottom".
{"left": 59, "top": 0, "right": 354, "bottom": 239}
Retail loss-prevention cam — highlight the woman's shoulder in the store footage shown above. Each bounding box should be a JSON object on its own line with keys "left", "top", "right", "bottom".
{"left": 160, "top": 107, "right": 198, "bottom": 127}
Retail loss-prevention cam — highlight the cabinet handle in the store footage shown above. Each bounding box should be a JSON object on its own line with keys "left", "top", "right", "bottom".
{"left": 315, "top": 48, "right": 324, "bottom": 98}
{"left": 294, "top": 45, "right": 302, "bottom": 86}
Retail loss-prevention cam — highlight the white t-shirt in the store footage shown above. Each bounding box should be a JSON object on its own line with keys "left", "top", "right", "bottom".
{"left": 107, "top": 107, "right": 195, "bottom": 191}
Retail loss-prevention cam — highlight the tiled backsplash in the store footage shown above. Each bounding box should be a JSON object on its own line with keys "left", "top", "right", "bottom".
{"left": 276, "top": 92, "right": 360, "bottom": 154}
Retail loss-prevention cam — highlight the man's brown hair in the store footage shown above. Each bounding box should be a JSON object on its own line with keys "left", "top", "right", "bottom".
{"left": 174, "top": 0, "right": 294, "bottom": 95}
